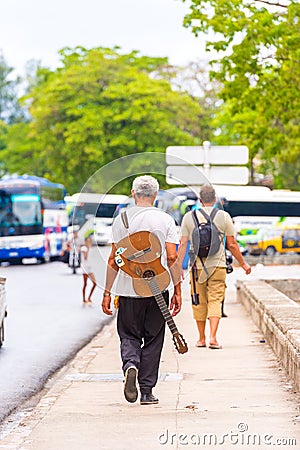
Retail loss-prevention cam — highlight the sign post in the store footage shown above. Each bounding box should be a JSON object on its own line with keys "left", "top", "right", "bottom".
{"left": 203, "top": 141, "right": 210, "bottom": 177}
{"left": 166, "top": 143, "right": 249, "bottom": 185}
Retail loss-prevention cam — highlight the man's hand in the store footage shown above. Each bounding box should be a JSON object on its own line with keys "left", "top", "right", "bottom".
{"left": 169, "top": 291, "right": 182, "bottom": 317}
{"left": 102, "top": 295, "right": 113, "bottom": 315}
{"left": 242, "top": 263, "right": 251, "bottom": 275}
{"left": 226, "top": 236, "right": 252, "bottom": 275}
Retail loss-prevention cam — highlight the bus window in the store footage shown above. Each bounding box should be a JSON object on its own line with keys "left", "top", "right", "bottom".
{"left": 282, "top": 229, "right": 300, "bottom": 250}
{"left": 0, "top": 194, "right": 43, "bottom": 237}
{"left": 12, "top": 195, "right": 42, "bottom": 226}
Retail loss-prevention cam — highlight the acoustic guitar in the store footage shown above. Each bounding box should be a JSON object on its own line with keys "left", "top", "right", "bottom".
{"left": 114, "top": 230, "right": 188, "bottom": 354}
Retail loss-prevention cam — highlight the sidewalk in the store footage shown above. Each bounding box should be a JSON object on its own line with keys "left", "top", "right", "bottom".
{"left": 1, "top": 279, "right": 300, "bottom": 450}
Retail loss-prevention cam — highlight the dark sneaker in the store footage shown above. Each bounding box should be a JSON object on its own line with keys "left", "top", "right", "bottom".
{"left": 140, "top": 393, "right": 159, "bottom": 405}
{"left": 124, "top": 366, "right": 138, "bottom": 403}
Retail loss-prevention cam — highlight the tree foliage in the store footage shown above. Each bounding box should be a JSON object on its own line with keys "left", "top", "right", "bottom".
{"left": 183, "top": 0, "right": 300, "bottom": 189}
{"left": 3, "top": 47, "right": 211, "bottom": 192}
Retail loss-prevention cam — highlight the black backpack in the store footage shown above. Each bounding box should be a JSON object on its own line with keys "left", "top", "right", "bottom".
{"left": 191, "top": 208, "right": 223, "bottom": 273}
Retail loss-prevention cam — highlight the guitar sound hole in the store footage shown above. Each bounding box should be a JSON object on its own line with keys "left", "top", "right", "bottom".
{"left": 143, "top": 269, "right": 155, "bottom": 279}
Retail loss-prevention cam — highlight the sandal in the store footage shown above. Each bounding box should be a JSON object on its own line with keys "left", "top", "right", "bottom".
{"left": 209, "top": 343, "right": 222, "bottom": 349}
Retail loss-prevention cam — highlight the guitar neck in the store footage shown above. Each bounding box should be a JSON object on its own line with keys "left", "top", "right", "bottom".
{"left": 148, "top": 278, "right": 179, "bottom": 336}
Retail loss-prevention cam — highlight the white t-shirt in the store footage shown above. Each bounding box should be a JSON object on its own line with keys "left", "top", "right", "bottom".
{"left": 111, "top": 206, "right": 179, "bottom": 297}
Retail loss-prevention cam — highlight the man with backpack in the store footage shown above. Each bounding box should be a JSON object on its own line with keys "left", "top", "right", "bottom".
{"left": 180, "top": 185, "right": 251, "bottom": 349}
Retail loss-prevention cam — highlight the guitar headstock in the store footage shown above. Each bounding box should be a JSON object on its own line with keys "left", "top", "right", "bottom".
{"left": 173, "top": 332, "right": 188, "bottom": 354}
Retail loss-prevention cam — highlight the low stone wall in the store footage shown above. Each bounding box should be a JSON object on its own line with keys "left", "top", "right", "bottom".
{"left": 238, "top": 253, "right": 300, "bottom": 266}
{"left": 236, "top": 279, "right": 300, "bottom": 391}
{"left": 267, "top": 279, "right": 300, "bottom": 303}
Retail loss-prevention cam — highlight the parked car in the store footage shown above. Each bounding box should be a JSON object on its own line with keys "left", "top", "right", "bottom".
{"left": 247, "top": 225, "right": 300, "bottom": 256}
{"left": 0, "top": 277, "right": 7, "bottom": 348}
{"left": 89, "top": 218, "right": 113, "bottom": 246}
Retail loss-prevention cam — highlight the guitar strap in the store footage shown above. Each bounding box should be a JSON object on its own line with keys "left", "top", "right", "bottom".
{"left": 116, "top": 210, "right": 188, "bottom": 353}
{"left": 119, "top": 209, "right": 166, "bottom": 295}
{"left": 121, "top": 210, "right": 129, "bottom": 230}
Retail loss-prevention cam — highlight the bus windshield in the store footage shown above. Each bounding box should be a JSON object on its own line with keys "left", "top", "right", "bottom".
{"left": 95, "top": 203, "right": 119, "bottom": 218}
{"left": 0, "top": 194, "right": 42, "bottom": 236}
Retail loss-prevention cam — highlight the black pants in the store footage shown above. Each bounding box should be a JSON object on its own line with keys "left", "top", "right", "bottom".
{"left": 117, "top": 291, "right": 169, "bottom": 394}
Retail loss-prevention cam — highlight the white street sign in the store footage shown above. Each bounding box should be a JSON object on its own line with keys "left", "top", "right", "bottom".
{"left": 166, "top": 165, "right": 249, "bottom": 185}
{"left": 166, "top": 145, "right": 249, "bottom": 165}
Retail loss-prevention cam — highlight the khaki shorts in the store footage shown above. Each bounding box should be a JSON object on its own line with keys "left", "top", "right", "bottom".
{"left": 190, "top": 267, "right": 226, "bottom": 321}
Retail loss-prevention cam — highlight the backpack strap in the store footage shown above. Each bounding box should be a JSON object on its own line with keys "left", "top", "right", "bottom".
{"left": 192, "top": 209, "right": 200, "bottom": 228}
{"left": 191, "top": 210, "right": 209, "bottom": 275}
{"left": 209, "top": 208, "right": 219, "bottom": 223}
{"left": 197, "top": 207, "right": 219, "bottom": 223}
{"left": 121, "top": 210, "right": 129, "bottom": 229}
{"left": 197, "top": 208, "right": 210, "bottom": 222}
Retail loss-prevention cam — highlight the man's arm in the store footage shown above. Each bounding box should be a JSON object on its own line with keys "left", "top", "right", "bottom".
{"left": 101, "top": 244, "right": 119, "bottom": 315}
{"left": 166, "top": 242, "right": 182, "bottom": 316}
{"left": 226, "top": 236, "right": 251, "bottom": 275}
{"left": 178, "top": 212, "right": 190, "bottom": 275}
{"left": 178, "top": 236, "right": 189, "bottom": 268}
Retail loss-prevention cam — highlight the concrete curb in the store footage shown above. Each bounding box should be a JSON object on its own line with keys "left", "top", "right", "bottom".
{"left": 236, "top": 279, "right": 300, "bottom": 390}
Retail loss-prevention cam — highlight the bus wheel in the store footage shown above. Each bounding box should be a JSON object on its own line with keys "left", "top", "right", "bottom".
{"left": 40, "top": 255, "right": 50, "bottom": 264}
{"left": 38, "top": 257, "right": 49, "bottom": 264}
{"left": 9, "top": 258, "right": 22, "bottom": 265}
{"left": 265, "top": 246, "right": 276, "bottom": 256}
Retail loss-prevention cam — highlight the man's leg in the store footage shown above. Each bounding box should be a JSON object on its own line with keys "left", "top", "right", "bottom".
{"left": 138, "top": 292, "right": 168, "bottom": 398}
{"left": 87, "top": 273, "right": 97, "bottom": 303}
{"left": 207, "top": 268, "right": 226, "bottom": 348}
{"left": 117, "top": 296, "right": 144, "bottom": 373}
{"left": 117, "top": 296, "right": 148, "bottom": 403}
{"left": 192, "top": 272, "right": 208, "bottom": 346}
{"left": 195, "top": 320, "right": 206, "bottom": 346}
{"left": 82, "top": 274, "right": 88, "bottom": 303}
{"left": 209, "top": 317, "right": 220, "bottom": 344}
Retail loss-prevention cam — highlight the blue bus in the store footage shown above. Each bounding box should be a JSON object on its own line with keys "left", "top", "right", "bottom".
{"left": 0, "top": 175, "right": 68, "bottom": 263}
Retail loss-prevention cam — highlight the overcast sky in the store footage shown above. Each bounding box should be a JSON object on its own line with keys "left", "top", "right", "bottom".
{"left": 0, "top": 0, "right": 207, "bottom": 76}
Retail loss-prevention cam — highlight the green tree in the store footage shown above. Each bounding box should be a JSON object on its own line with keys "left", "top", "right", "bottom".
{"left": 5, "top": 47, "right": 208, "bottom": 192}
{"left": 183, "top": 0, "right": 300, "bottom": 189}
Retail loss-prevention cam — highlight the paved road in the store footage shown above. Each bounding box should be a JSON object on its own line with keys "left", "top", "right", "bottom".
{"left": 0, "top": 246, "right": 111, "bottom": 422}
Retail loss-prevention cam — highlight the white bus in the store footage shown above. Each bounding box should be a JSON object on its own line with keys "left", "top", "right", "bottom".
{"left": 66, "top": 193, "right": 130, "bottom": 245}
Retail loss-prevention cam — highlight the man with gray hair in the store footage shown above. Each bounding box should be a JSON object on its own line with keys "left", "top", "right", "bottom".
{"left": 180, "top": 184, "right": 251, "bottom": 349}
{"left": 102, "top": 175, "right": 182, "bottom": 405}
{"left": 132, "top": 175, "right": 159, "bottom": 198}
